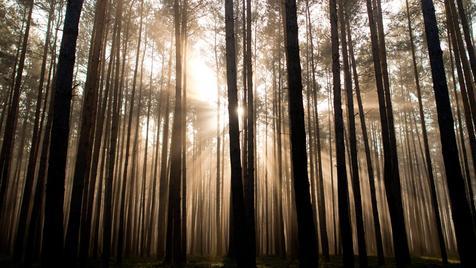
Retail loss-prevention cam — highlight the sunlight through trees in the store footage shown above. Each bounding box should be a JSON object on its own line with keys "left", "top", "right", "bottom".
{"left": 0, "top": 0, "right": 476, "bottom": 267}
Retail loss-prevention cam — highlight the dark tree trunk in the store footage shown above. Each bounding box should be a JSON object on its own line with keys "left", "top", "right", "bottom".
{"left": 117, "top": 1, "right": 143, "bottom": 262}
{"left": 165, "top": 0, "right": 185, "bottom": 264}
{"left": 157, "top": 43, "right": 172, "bottom": 258}
{"left": 339, "top": 3, "right": 367, "bottom": 266}
{"left": 224, "top": 0, "right": 252, "bottom": 266}
{"left": 304, "top": 0, "right": 329, "bottom": 259}
{"left": 79, "top": 12, "right": 112, "bottom": 260}
{"left": 420, "top": 0, "right": 476, "bottom": 266}
{"left": 455, "top": 0, "right": 476, "bottom": 82}
{"left": 214, "top": 24, "right": 222, "bottom": 256}
{"left": 24, "top": 12, "right": 62, "bottom": 264}
{"left": 330, "top": 1, "right": 354, "bottom": 266}
{"left": 245, "top": 0, "right": 256, "bottom": 264}
{"left": 446, "top": 0, "right": 476, "bottom": 219}
{"left": 365, "top": 0, "right": 411, "bottom": 265}
{"left": 347, "top": 19, "right": 385, "bottom": 265}
{"left": 283, "top": 0, "right": 318, "bottom": 266}
{"left": 102, "top": 0, "right": 123, "bottom": 265}
{"left": 42, "top": 0, "right": 85, "bottom": 265}
{"left": 0, "top": 0, "right": 33, "bottom": 215}
{"left": 64, "top": 0, "right": 109, "bottom": 260}
{"left": 13, "top": 0, "right": 55, "bottom": 260}
{"left": 405, "top": 0, "right": 447, "bottom": 263}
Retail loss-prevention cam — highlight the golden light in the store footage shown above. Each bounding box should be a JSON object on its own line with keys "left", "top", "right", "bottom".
{"left": 237, "top": 105, "right": 245, "bottom": 119}
{"left": 188, "top": 50, "right": 218, "bottom": 104}
{"left": 141, "top": 117, "right": 157, "bottom": 145}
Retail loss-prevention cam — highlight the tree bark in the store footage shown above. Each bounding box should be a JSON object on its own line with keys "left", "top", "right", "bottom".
{"left": 330, "top": 1, "right": 354, "bottom": 266}
{"left": 42, "top": 0, "right": 85, "bottom": 265}
{"left": 283, "top": 0, "right": 318, "bottom": 266}
{"left": 224, "top": 0, "right": 252, "bottom": 266}
{"left": 420, "top": 0, "right": 476, "bottom": 266}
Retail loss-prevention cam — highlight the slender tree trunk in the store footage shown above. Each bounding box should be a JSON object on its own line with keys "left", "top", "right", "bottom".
{"left": 180, "top": 2, "right": 188, "bottom": 258}
{"left": 102, "top": 0, "right": 123, "bottom": 265}
{"left": 245, "top": 0, "right": 256, "bottom": 263}
{"left": 446, "top": 0, "right": 476, "bottom": 218}
{"left": 214, "top": 23, "right": 222, "bottom": 256}
{"left": 405, "top": 0, "right": 448, "bottom": 263}
{"left": 224, "top": 0, "right": 252, "bottom": 266}
{"left": 165, "top": 0, "right": 185, "bottom": 263}
{"left": 0, "top": 0, "right": 34, "bottom": 215}
{"left": 304, "top": 0, "right": 330, "bottom": 260}
{"left": 365, "top": 0, "right": 411, "bottom": 265}
{"left": 157, "top": 40, "right": 172, "bottom": 258}
{"left": 13, "top": 0, "right": 55, "bottom": 260}
{"left": 339, "top": 3, "right": 367, "bottom": 266}
{"left": 117, "top": 1, "right": 143, "bottom": 262}
{"left": 455, "top": 0, "right": 476, "bottom": 82}
{"left": 330, "top": 1, "right": 354, "bottom": 266}
{"left": 283, "top": 0, "right": 318, "bottom": 266}
{"left": 347, "top": 19, "right": 385, "bottom": 265}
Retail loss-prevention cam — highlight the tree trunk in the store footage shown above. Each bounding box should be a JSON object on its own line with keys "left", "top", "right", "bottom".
{"left": 157, "top": 39, "right": 172, "bottom": 258}
{"left": 224, "top": 0, "right": 252, "bottom": 266}
{"left": 103, "top": 0, "right": 123, "bottom": 265}
{"left": 0, "top": 0, "right": 34, "bottom": 215}
{"left": 42, "top": 0, "right": 85, "bottom": 265}
{"left": 244, "top": 0, "right": 256, "bottom": 264}
{"left": 64, "top": 0, "right": 109, "bottom": 260}
{"left": 330, "top": 1, "right": 354, "bottom": 266}
{"left": 347, "top": 18, "right": 385, "bottom": 265}
{"left": 365, "top": 0, "right": 411, "bottom": 265}
{"left": 420, "top": 0, "right": 476, "bottom": 266}
{"left": 283, "top": 0, "right": 318, "bottom": 266}
{"left": 13, "top": 0, "right": 55, "bottom": 260}
{"left": 405, "top": 0, "right": 447, "bottom": 263}
{"left": 339, "top": 3, "right": 367, "bottom": 266}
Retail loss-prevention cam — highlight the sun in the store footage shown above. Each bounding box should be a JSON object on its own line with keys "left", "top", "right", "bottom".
{"left": 188, "top": 50, "right": 218, "bottom": 104}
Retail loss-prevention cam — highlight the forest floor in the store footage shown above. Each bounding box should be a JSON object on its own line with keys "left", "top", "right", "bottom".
{"left": 0, "top": 255, "right": 461, "bottom": 267}
{"left": 110, "top": 256, "right": 460, "bottom": 267}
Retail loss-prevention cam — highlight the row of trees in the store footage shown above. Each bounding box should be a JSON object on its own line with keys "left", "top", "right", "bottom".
{"left": 0, "top": 0, "right": 475, "bottom": 266}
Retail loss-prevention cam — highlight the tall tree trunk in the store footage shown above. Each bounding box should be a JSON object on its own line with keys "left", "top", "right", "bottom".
{"left": 330, "top": 1, "right": 354, "bottom": 266}
{"left": 64, "top": 0, "right": 109, "bottom": 260}
{"left": 448, "top": 0, "right": 476, "bottom": 142}
{"left": 79, "top": 13, "right": 113, "bottom": 260}
{"left": 180, "top": 1, "right": 188, "bottom": 258}
{"left": 117, "top": 1, "right": 143, "bottom": 262}
{"left": 405, "top": 0, "right": 448, "bottom": 263}
{"left": 455, "top": 0, "right": 476, "bottom": 82}
{"left": 245, "top": 0, "right": 256, "bottom": 264}
{"left": 157, "top": 39, "right": 172, "bottom": 258}
{"left": 165, "top": 0, "right": 185, "bottom": 263}
{"left": 224, "top": 0, "right": 252, "bottom": 266}
{"left": 283, "top": 0, "right": 318, "bottom": 266}
{"left": 304, "top": 0, "right": 330, "bottom": 260}
{"left": 214, "top": 23, "right": 222, "bottom": 256}
{"left": 365, "top": 0, "right": 411, "bottom": 265}
{"left": 24, "top": 10, "right": 62, "bottom": 263}
{"left": 42, "top": 0, "right": 85, "bottom": 265}
{"left": 420, "top": 0, "right": 476, "bottom": 266}
{"left": 347, "top": 19, "right": 385, "bottom": 265}
{"left": 339, "top": 3, "right": 367, "bottom": 266}
{"left": 0, "top": 0, "right": 34, "bottom": 215}
{"left": 13, "top": 0, "right": 55, "bottom": 260}
{"left": 102, "top": 0, "right": 123, "bottom": 265}
{"left": 446, "top": 0, "right": 476, "bottom": 218}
